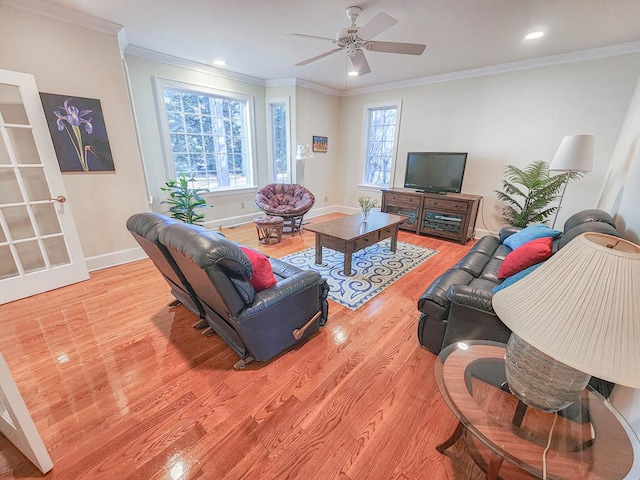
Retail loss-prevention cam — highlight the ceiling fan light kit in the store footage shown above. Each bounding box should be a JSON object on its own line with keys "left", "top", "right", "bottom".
{"left": 293, "top": 6, "right": 426, "bottom": 76}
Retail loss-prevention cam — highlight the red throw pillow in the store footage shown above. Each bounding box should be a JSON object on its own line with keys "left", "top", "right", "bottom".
{"left": 498, "top": 236, "right": 553, "bottom": 279}
{"left": 239, "top": 246, "right": 277, "bottom": 291}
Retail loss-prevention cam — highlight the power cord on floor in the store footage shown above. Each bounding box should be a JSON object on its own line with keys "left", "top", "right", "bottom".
{"left": 542, "top": 412, "right": 558, "bottom": 480}
{"left": 477, "top": 195, "right": 497, "bottom": 236}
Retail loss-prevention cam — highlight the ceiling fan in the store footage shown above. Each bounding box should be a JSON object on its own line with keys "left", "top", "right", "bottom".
{"left": 292, "top": 6, "right": 426, "bottom": 76}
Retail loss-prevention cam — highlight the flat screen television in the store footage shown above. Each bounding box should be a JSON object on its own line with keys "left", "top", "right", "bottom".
{"left": 403, "top": 152, "right": 468, "bottom": 193}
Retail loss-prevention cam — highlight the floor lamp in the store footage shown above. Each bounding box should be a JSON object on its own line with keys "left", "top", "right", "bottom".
{"left": 296, "top": 144, "right": 314, "bottom": 186}
{"left": 549, "top": 135, "right": 594, "bottom": 228}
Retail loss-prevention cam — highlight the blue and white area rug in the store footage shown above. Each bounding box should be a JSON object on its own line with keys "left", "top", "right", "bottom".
{"left": 280, "top": 240, "right": 437, "bottom": 310}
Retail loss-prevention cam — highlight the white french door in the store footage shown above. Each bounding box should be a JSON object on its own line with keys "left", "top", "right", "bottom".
{"left": 0, "top": 69, "right": 88, "bottom": 304}
{"left": 0, "top": 353, "right": 53, "bottom": 473}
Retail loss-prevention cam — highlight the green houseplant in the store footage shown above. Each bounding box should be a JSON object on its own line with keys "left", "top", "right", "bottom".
{"left": 495, "top": 161, "right": 581, "bottom": 228}
{"left": 358, "top": 195, "right": 378, "bottom": 221}
{"left": 161, "top": 173, "right": 211, "bottom": 224}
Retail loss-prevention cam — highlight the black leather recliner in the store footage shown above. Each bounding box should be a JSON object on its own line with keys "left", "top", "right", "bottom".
{"left": 126, "top": 212, "right": 205, "bottom": 320}
{"left": 158, "top": 220, "right": 329, "bottom": 369}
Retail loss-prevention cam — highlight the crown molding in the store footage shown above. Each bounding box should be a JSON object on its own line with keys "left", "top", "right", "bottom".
{"left": 264, "top": 78, "right": 297, "bottom": 87}
{"left": 295, "top": 78, "right": 342, "bottom": 97}
{"left": 265, "top": 78, "right": 341, "bottom": 97}
{"left": 342, "top": 40, "right": 640, "bottom": 97}
{"left": 125, "top": 45, "right": 266, "bottom": 87}
{"left": 2, "top": 0, "right": 123, "bottom": 35}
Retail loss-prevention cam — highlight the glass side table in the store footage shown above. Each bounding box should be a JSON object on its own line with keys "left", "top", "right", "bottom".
{"left": 434, "top": 341, "right": 640, "bottom": 480}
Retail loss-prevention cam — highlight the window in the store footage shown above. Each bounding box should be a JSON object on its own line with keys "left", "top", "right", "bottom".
{"left": 267, "top": 98, "right": 291, "bottom": 183}
{"left": 362, "top": 102, "right": 401, "bottom": 188}
{"left": 159, "top": 80, "right": 255, "bottom": 191}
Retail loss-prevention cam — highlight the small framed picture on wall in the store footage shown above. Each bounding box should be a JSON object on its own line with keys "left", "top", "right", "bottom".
{"left": 313, "top": 135, "right": 328, "bottom": 153}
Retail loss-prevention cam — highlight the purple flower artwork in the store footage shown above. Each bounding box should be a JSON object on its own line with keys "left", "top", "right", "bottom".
{"left": 40, "top": 93, "right": 115, "bottom": 172}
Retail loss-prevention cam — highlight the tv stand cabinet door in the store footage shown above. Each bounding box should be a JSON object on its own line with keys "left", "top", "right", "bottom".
{"left": 420, "top": 195, "right": 477, "bottom": 244}
{"left": 381, "top": 191, "right": 422, "bottom": 232}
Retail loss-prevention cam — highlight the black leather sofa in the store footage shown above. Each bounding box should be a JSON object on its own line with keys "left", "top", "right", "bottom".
{"left": 417, "top": 209, "right": 620, "bottom": 355}
{"left": 127, "top": 212, "right": 329, "bottom": 369}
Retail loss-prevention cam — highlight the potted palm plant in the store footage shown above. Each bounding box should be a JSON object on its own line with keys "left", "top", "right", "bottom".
{"left": 495, "top": 161, "right": 581, "bottom": 228}
{"left": 161, "top": 173, "right": 211, "bottom": 224}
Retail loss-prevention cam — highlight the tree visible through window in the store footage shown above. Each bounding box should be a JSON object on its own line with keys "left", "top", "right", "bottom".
{"left": 162, "top": 86, "right": 252, "bottom": 191}
{"left": 270, "top": 102, "right": 289, "bottom": 183}
{"left": 363, "top": 106, "right": 398, "bottom": 187}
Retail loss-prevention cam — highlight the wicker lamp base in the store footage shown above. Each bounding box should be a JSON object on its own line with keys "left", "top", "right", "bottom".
{"left": 505, "top": 333, "right": 591, "bottom": 412}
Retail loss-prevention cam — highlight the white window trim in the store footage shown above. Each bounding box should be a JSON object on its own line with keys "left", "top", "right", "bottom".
{"left": 359, "top": 99, "right": 403, "bottom": 189}
{"left": 153, "top": 76, "right": 258, "bottom": 196}
{"left": 265, "top": 96, "right": 291, "bottom": 184}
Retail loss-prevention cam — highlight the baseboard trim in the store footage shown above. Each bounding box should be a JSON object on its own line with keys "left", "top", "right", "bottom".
{"left": 85, "top": 246, "right": 146, "bottom": 272}
{"left": 86, "top": 206, "right": 358, "bottom": 271}
{"left": 89, "top": 207, "right": 495, "bottom": 271}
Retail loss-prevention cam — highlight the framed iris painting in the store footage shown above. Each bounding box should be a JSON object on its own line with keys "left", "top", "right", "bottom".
{"left": 39, "top": 93, "right": 115, "bottom": 172}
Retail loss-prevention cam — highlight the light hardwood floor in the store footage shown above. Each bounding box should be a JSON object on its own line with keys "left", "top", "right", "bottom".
{"left": 0, "top": 214, "right": 490, "bottom": 479}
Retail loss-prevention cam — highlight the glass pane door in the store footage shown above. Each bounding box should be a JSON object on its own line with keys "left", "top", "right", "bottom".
{"left": 0, "top": 70, "right": 88, "bottom": 304}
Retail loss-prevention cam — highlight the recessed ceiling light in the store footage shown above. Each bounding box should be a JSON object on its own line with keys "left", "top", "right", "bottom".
{"left": 213, "top": 59, "right": 226, "bottom": 67}
{"left": 525, "top": 31, "right": 544, "bottom": 41}
{"left": 347, "top": 71, "right": 359, "bottom": 77}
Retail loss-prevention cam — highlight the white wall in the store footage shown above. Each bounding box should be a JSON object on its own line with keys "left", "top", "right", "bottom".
{"left": 0, "top": 6, "right": 149, "bottom": 265}
{"left": 125, "top": 57, "right": 343, "bottom": 226}
{"left": 4, "top": 3, "right": 640, "bottom": 270}
{"left": 295, "top": 86, "right": 343, "bottom": 210}
{"left": 598, "top": 74, "right": 640, "bottom": 438}
{"left": 124, "top": 54, "right": 269, "bottom": 226}
{"left": 339, "top": 54, "right": 640, "bottom": 234}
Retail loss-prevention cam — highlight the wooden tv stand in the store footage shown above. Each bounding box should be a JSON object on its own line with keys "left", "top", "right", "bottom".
{"left": 381, "top": 189, "right": 481, "bottom": 244}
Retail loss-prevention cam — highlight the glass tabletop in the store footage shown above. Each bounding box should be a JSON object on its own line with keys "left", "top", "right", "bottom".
{"left": 434, "top": 340, "right": 640, "bottom": 479}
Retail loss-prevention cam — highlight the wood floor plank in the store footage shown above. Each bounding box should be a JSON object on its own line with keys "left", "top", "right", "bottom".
{"left": 0, "top": 214, "right": 491, "bottom": 479}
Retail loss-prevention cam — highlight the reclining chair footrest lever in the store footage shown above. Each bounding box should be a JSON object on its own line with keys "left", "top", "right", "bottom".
{"left": 293, "top": 311, "right": 322, "bottom": 340}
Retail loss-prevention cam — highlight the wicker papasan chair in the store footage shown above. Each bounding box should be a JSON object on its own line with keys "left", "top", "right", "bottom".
{"left": 254, "top": 183, "right": 315, "bottom": 233}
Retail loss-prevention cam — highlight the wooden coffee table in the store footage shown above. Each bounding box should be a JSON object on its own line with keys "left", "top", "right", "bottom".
{"left": 304, "top": 211, "right": 408, "bottom": 276}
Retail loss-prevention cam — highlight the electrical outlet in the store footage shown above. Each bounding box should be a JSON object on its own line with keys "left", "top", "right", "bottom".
{"left": 324, "top": 196, "right": 328, "bottom": 202}
{"left": 241, "top": 202, "right": 245, "bottom": 209}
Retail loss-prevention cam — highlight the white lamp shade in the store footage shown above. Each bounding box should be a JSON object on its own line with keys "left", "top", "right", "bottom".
{"left": 549, "top": 134, "right": 594, "bottom": 172}
{"left": 492, "top": 232, "right": 640, "bottom": 388}
{"left": 296, "top": 144, "right": 314, "bottom": 160}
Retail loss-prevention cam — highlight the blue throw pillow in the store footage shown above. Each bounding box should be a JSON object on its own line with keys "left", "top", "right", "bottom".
{"left": 503, "top": 224, "right": 561, "bottom": 250}
{"left": 492, "top": 263, "right": 542, "bottom": 293}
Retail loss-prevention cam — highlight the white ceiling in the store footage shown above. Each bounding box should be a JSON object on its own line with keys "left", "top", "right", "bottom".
{"left": 38, "top": 0, "right": 640, "bottom": 91}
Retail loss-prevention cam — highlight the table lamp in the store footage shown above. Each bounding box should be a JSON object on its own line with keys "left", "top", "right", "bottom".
{"left": 549, "top": 135, "right": 594, "bottom": 228}
{"left": 492, "top": 232, "right": 640, "bottom": 412}
{"left": 295, "top": 144, "right": 314, "bottom": 186}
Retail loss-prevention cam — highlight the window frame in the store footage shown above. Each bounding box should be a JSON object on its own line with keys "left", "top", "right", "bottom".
{"left": 360, "top": 100, "right": 403, "bottom": 190}
{"left": 154, "top": 77, "right": 258, "bottom": 196}
{"left": 265, "top": 96, "right": 292, "bottom": 184}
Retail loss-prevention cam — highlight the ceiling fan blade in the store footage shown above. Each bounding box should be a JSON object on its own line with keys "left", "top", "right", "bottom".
{"left": 367, "top": 41, "right": 426, "bottom": 55}
{"left": 287, "top": 33, "right": 335, "bottom": 42}
{"left": 349, "top": 49, "right": 371, "bottom": 76}
{"left": 296, "top": 48, "right": 343, "bottom": 66}
{"left": 356, "top": 12, "right": 397, "bottom": 40}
